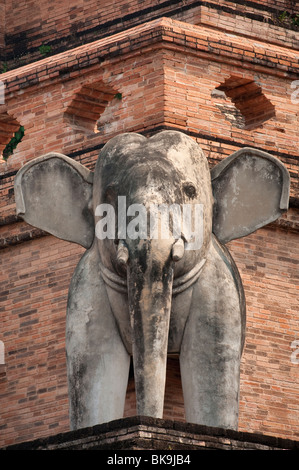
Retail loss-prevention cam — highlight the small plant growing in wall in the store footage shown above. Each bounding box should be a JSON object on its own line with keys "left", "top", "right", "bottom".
{"left": 2, "top": 126, "right": 25, "bottom": 161}
{"left": 0, "top": 62, "right": 8, "bottom": 74}
{"left": 291, "top": 13, "right": 299, "bottom": 26}
{"left": 275, "top": 10, "right": 299, "bottom": 28}
{"left": 39, "top": 44, "right": 52, "bottom": 57}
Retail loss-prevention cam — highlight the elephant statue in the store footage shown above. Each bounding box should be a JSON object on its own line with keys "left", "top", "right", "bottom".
{"left": 14, "top": 130, "right": 290, "bottom": 431}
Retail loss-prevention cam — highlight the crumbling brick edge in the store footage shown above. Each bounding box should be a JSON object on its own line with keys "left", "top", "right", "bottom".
{"left": 2, "top": 416, "right": 299, "bottom": 450}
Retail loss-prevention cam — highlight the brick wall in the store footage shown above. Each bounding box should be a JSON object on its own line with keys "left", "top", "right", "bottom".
{"left": 0, "top": 236, "right": 80, "bottom": 442}
{"left": 2, "top": 1, "right": 298, "bottom": 66}
{"left": 1, "top": 19, "right": 297, "bottom": 195}
{"left": 232, "top": 223, "right": 299, "bottom": 437}
{"left": 0, "top": 19, "right": 298, "bottom": 168}
{"left": 0, "top": 9, "right": 298, "bottom": 448}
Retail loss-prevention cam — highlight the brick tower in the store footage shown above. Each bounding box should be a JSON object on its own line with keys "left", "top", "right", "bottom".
{"left": 0, "top": 1, "right": 298, "bottom": 447}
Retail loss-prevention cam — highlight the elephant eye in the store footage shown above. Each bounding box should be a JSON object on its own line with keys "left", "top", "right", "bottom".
{"left": 104, "top": 185, "right": 117, "bottom": 202}
{"left": 183, "top": 182, "right": 197, "bottom": 199}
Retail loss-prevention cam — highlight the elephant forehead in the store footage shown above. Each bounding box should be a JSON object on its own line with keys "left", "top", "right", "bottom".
{"left": 97, "top": 130, "right": 209, "bottom": 185}
{"left": 104, "top": 159, "right": 184, "bottom": 205}
{"left": 147, "top": 130, "right": 208, "bottom": 177}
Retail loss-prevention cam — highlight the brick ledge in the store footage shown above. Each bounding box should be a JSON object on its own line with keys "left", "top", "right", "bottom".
{"left": 1, "top": 17, "right": 298, "bottom": 96}
{"left": 2, "top": 416, "right": 299, "bottom": 450}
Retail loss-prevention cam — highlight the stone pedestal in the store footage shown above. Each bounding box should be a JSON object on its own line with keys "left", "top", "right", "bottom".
{"left": 3, "top": 417, "right": 299, "bottom": 451}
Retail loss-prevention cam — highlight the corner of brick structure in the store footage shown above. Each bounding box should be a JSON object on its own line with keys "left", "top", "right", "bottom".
{"left": 2, "top": 417, "right": 299, "bottom": 451}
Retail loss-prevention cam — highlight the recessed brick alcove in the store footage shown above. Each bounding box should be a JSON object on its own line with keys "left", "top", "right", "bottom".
{"left": 2, "top": 417, "right": 299, "bottom": 451}
{"left": 64, "top": 82, "right": 119, "bottom": 133}
{"left": 212, "top": 76, "right": 276, "bottom": 129}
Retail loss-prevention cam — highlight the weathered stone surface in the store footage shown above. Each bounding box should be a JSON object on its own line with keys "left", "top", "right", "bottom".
{"left": 14, "top": 153, "right": 94, "bottom": 248}
{"left": 211, "top": 147, "right": 290, "bottom": 244}
{"left": 14, "top": 131, "right": 290, "bottom": 432}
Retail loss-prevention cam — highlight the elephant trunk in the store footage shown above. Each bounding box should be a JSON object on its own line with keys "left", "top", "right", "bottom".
{"left": 126, "top": 238, "right": 178, "bottom": 417}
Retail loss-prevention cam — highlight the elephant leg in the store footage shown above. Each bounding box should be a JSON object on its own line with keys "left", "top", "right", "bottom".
{"left": 66, "top": 244, "right": 130, "bottom": 430}
{"left": 180, "top": 236, "right": 245, "bottom": 430}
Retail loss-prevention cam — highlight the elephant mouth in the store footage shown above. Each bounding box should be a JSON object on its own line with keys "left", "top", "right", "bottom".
{"left": 99, "top": 257, "right": 206, "bottom": 295}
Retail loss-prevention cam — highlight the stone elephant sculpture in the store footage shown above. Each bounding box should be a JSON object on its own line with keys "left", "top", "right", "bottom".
{"left": 14, "top": 130, "right": 290, "bottom": 431}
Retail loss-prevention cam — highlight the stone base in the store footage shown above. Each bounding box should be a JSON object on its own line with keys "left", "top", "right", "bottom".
{"left": 2, "top": 417, "right": 299, "bottom": 451}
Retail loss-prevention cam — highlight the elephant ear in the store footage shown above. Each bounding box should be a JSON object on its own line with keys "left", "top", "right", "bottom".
{"left": 14, "top": 153, "right": 94, "bottom": 248}
{"left": 211, "top": 147, "right": 290, "bottom": 244}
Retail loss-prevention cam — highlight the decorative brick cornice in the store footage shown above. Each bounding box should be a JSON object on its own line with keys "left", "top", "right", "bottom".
{"left": 1, "top": 17, "right": 298, "bottom": 99}
{"left": 2, "top": 0, "right": 298, "bottom": 66}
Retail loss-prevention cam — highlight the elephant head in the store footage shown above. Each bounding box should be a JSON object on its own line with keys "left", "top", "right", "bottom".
{"left": 14, "top": 130, "right": 290, "bottom": 429}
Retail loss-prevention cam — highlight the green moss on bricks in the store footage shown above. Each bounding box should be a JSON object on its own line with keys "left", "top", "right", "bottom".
{"left": 3, "top": 126, "right": 25, "bottom": 161}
